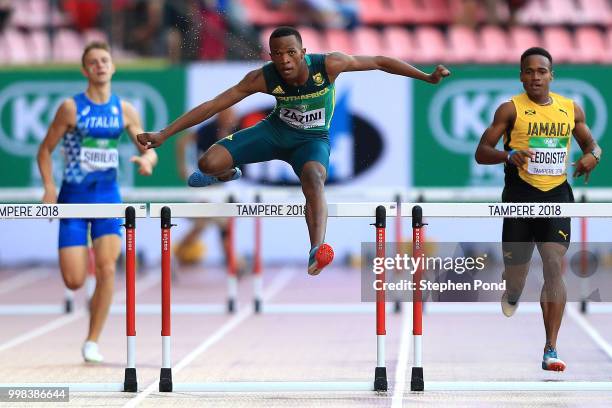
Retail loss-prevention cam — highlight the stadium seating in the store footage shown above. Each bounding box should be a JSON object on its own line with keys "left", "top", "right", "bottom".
{"left": 543, "top": 26, "right": 576, "bottom": 63}
{"left": 479, "top": 25, "right": 512, "bottom": 64}
{"left": 381, "top": 26, "right": 414, "bottom": 60}
{"left": 2, "top": 0, "right": 612, "bottom": 64}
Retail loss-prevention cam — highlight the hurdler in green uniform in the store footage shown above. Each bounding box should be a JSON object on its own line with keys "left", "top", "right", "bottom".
{"left": 217, "top": 53, "right": 335, "bottom": 176}
{"left": 137, "top": 26, "right": 450, "bottom": 276}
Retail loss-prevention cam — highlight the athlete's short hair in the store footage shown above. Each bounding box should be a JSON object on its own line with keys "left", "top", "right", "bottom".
{"left": 81, "top": 41, "right": 111, "bottom": 67}
{"left": 269, "top": 26, "right": 302, "bottom": 47}
{"left": 520, "top": 47, "right": 553, "bottom": 69}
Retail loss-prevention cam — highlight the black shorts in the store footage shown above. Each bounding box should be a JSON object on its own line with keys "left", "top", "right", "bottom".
{"left": 501, "top": 179, "right": 574, "bottom": 263}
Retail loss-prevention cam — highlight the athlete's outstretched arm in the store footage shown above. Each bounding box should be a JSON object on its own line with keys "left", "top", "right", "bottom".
{"left": 475, "top": 101, "right": 533, "bottom": 165}
{"left": 324, "top": 52, "right": 450, "bottom": 83}
{"left": 122, "top": 101, "right": 158, "bottom": 176}
{"left": 572, "top": 102, "right": 601, "bottom": 182}
{"left": 37, "top": 99, "right": 76, "bottom": 204}
{"left": 137, "top": 69, "right": 266, "bottom": 149}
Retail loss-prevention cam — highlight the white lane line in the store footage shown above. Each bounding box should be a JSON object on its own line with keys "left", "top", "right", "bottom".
{"left": 122, "top": 268, "right": 296, "bottom": 407}
{"left": 0, "top": 272, "right": 160, "bottom": 353}
{"left": 0, "top": 269, "right": 50, "bottom": 295}
{"left": 567, "top": 303, "right": 612, "bottom": 360}
{"left": 391, "top": 304, "right": 412, "bottom": 408}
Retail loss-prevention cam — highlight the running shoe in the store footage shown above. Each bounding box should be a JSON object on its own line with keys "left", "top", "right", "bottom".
{"left": 542, "top": 345, "right": 566, "bottom": 371}
{"left": 82, "top": 341, "right": 104, "bottom": 363}
{"left": 307, "top": 243, "right": 334, "bottom": 276}
{"left": 501, "top": 291, "right": 519, "bottom": 317}
{"left": 188, "top": 167, "right": 242, "bottom": 187}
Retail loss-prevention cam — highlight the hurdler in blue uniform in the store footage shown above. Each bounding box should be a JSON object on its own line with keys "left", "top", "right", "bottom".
{"left": 37, "top": 42, "right": 158, "bottom": 363}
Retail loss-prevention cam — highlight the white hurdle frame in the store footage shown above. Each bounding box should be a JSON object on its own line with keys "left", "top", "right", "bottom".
{"left": 400, "top": 202, "right": 612, "bottom": 392}
{"left": 0, "top": 203, "right": 147, "bottom": 393}
{"left": 149, "top": 202, "right": 396, "bottom": 393}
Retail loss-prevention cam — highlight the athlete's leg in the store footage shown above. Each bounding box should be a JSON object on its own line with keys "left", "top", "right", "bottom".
{"left": 58, "top": 218, "right": 89, "bottom": 290}
{"left": 537, "top": 242, "right": 567, "bottom": 350}
{"left": 59, "top": 246, "right": 89, "bottom": 290}
{"left": 300, "top": 161, "right": 328, "bottom": 248}
{"left": 197, "top": 144, "right": 236, "bottom": 180}
{"left": 501, "top": 218, "right": 535, "bottom": 315}
{"left": 87, "top": 233, "right": 121, "bottom": 343}
{"left": 288, "top": 138, "right": 333, "bottom": 275}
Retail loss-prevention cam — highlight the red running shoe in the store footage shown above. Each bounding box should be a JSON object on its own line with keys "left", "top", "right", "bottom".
{"left": 307, "top": 243, "right": 334, "bottom": 276}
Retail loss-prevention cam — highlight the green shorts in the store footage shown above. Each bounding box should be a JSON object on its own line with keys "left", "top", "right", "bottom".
{"left": 216, "top": 119, "right": 330, "bottom": 177}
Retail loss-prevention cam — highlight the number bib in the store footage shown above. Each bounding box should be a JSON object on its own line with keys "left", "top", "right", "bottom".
{"left": 527, "top": 137, "right": 569, "bottom": 176}
{"left": 80, "top": 137, "right": 119, "bottom": 172}
{"left": 279, "top": 107, "right": 325, "bottom": 129}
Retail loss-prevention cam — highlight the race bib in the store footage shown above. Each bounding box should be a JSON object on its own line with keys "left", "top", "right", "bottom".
{"left": 80, "top": 137, "right": 119, "bottom": 172}
{"left": 279, "top": 107, "right": 325, "bottom": 129}
{"left": 527, "top": 137, "right": 569, "bottom": 176}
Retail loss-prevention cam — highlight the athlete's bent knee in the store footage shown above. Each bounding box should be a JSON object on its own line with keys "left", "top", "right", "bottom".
{"left": 64, "top": 276, "right": 85, "bottom": 291}
{"left": 301, "top": 167, "right": 325, "bottom": 194}
{"left": 198, "top": 146, "right": 232, "bottom": 175}
{"left": 95, "top": 263, "right": 116, "bottom": 282}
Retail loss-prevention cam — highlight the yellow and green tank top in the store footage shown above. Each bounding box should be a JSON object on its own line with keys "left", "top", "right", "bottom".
{"left": 505, "top": 92, "right": 574, "bottom": 191}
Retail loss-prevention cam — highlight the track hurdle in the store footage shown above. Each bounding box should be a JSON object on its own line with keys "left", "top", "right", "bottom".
{"left": 401, "top": 202, "right": 612, "bottom": 392}
{"left": 149, "top": 202, "right": 396, "bottom": 392}
{"left": 0, "top": 203, "right": 146, "bottom": 392}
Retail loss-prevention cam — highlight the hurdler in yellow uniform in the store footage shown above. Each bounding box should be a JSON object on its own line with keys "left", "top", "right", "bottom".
{"left": 507, "top": 91, "right": 574, "bottom": 191}
{"left": 475, "top": 47, "right": 602, "bottom": 372}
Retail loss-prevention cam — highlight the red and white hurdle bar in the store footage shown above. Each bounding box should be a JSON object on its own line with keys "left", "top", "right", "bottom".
{"left": 401, "top": 202, "right": 612, "bottom": 392}
{"left": 0, "top": 203, "right": 147, "bottom": 392}
{"left": 149, "top": 202, "right": 396, "bottom": 392}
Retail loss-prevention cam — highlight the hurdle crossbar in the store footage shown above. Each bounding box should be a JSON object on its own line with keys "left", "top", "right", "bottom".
{"left": 149, "top": 202, "right": 397, "bottom": 218}
{"left": 0, "top": 205, "right": 144, "bottom": 392}
{"left": 424, "top": 381, "right": 612, "bottom": 391}
{"left": 171, "top": 381, "right": 375, "bottom": 392}
{"left": 400, "top": 202, "right": 612, "bottom": 218}
{"left": 0, "top": 383, "right": 127, "bottom": 392}
{"left": 0, "top": 203, "right": 147, "bottom": 219}
{"left": 150, "top": 203, "right": 390, "bottom": 393}
{"left": 404, "top": 202, "right": 612, "bottom": 392}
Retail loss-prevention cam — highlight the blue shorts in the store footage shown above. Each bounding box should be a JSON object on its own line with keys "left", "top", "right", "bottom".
{"left": 57, "top": 181, "right": 122, "bottom": 249}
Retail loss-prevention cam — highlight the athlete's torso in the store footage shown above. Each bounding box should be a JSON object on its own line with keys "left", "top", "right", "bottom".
{"left": 262, "top": 54, "right": 335, "bottom": 134}
{"left": 505, "top": 92, "right": 575, "bottom": 192}
{"left": 62, "top": 92, "right": 124, "bottom": 188}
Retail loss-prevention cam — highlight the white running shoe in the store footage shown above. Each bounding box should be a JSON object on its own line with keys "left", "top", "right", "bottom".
{"left": 501, "top": 291, "right": 519, "bottom": 317}
{"left": 82, "top": 341, "right": 104, "bottom": 363}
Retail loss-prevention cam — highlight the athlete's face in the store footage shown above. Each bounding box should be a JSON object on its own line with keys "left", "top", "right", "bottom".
{"left": 82, "top": 48, "right": 115, "bottom": 85}
{"left": 520, "top": 55, "right": 553, "bottom": 99}
{"left": 269, "top": 35, "right": 306, "bottom": 82}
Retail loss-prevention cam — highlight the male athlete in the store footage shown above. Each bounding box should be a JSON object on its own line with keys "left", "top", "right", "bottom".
{"left": 38, "top": 42, "right": 158, "bottom": 362}
{"left": 138, "top": 26, "right": 450, "bottom": 275}
{"left": 475, "top": 47, "right": 602, "bottom": 371}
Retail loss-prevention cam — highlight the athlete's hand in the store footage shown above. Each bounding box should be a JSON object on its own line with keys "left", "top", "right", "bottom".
{"left": 428, "top": 65, "right": 451, "bottom": 84}
{"left": 41, "top": 187, "right": 57, "bottom": 204}
{"left": 507, "top": 149, "right": 534, "bottom": 167}
{"left": 572, "top": 153, "right": 598, "bottom": 183}
{"left": 137, "top": 131, "right": 166, "bottom": 149}
{"left": 130, "top": 155, "right": 153, "bottom": 176}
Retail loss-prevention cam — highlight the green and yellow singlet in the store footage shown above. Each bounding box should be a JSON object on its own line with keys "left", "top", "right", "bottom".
{"left": 262, "top": 54, "right": 335, "bottom": 134}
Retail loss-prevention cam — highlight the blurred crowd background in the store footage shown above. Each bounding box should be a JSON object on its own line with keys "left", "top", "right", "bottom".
{"left": 0, "top": 0, "right": 611, "bottom": 65}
